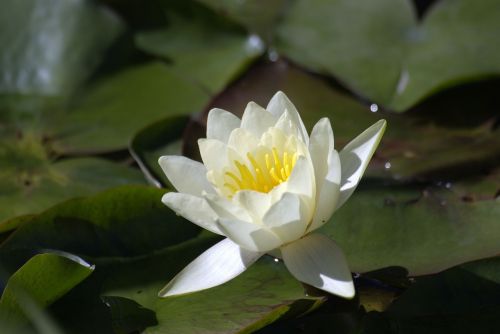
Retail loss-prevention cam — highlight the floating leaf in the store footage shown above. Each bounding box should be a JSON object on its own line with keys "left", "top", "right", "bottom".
{"left": 0, "top": 0, "right": 124, "bottom": 97}
{"left": 276, "top": 0, "right": 500, "bottom": 111}
{"left": 0, "top": 185, "right": 200, "bottom": 271}
{"left": 0, "top": 253, "right": 93, "bottom": 328}
{"left": 50, "top": 62, "right": 209, "bottom": 154}
{"left": 321, "top": 171, "right": 500, "bottom": 275}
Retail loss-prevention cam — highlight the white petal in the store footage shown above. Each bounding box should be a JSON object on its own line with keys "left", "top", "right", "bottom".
{"left": 281, "top": 233, "right": 355, "bottom": 298}
{"left": 218, "top": 219, "right": 283, "bottom": 252}
{"left": 266, "top": 91, "right": 308, "bottom": 145}
{"left": 207, "top": 108, "right": 241, "bottom": 143}
{"left": 233, "top": 190, "right": 271, "bottom": 221}
{"left": 337, "top": 119, "right": 386, "bottom": 209}
{"left": 198, "top": 138, "right": 229, "bottom": 172}
{"left": 263, "top": 193, "right": 308, "bottom": 244}
{"left": 158, "top": 156, "right": 214, "bottom": 196}
{"left": 274, "top": 110, "right": 300, "bottom": 139}
{"left": 204, "top": 193, "right": 252, "bottom": 222}
{"left": 308, "top": 118, "right": 334, "bottom": 194}
{"left": 227, "top": 128, "right": 259, "bottom": 156}
{"left": 240, "top": 102, "right": 276, "bottom": 138}
{"left": 162, "top": 193, "right": 223, "bottom": 235}
{"left": 159, "top": 238, "right": 263, "bottom": 297}
{"left": 307, "top": 150, "right": 341, "bottom": 232}
{"left": 270, "top": 156, "right": 315, "bottom": 201}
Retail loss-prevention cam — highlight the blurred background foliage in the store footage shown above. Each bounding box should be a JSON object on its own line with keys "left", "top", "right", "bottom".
{"left": 0, "top": 0, "right": 499, "bottom": 333}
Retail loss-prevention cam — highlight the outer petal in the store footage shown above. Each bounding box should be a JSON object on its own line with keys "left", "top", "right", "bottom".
{"left": 336, "top": 119, "right": 386, "bottom": 209}
{"left": 281, "top": 233, "right": 355, "bottom": 299}
{"left": 262, "top": 193, "right": 308, "bottom": 244}
{"left": 159, "top": 238, "right": 263, "bottom": 297}
{"left": 240, "top": 102, "right": 276, "bottom": 138}
{"left": 162, "top": 193, "right": 223, "bottom": 235}
{"left": 266, "top": 91, "right": 309, "bottom": 145}
{"left": 307, "top": 150, "right": 341, "bottom": 232}
{"left": 218, "top": 219, "right": 283, "bottom": 252}
{"left": 159, "top": 156, "right": 214, "bottom": 195}
{"left": 207, "top": 108, "right": 241, "bottom": 143}
{"left": 308, "top": 118, "right": 334, "bottom": 195}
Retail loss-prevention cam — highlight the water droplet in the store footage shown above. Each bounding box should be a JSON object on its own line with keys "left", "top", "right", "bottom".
{"left": 246, "top": 34, "right": 264, "bottom": 53}
{"left": 384, "top": 162, "right": 392, "bottom": 169}
{"left": 274, "top": 258, "right": 280, "bottom": 263}
{"left": 370, "top": 104, "right": 378, "bottom": 112}
{"left": 268, "top": 49, "right": 279, "bottom": 62}
{"left": 445, "top": 182, "right": 452, "bottom": 189}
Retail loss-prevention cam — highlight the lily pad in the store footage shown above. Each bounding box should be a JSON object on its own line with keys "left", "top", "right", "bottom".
{"left": 0, "top": 185, "right": 201, "bottom": 271}
{"left": 130, "top": 115, "right": 190, "bottom": 188}
{"left": 321, "top": 170, "right": 500, "bottom": 275}
{"left": 0, "top": 0, "right": 124, "bottom": 97}
{"left": 182, "top": 60, "right": 500, "bottom": 181}
{"left": 194, "top": 0, "right": 287, "bottom": 41}
{"left": 0, "top": 253, "right": 94, "bottom": 327}
{"left": 0, "top": 137, "right": 145, "bottom": 225}
{"left": 135, "top": 8, "right": 264, "bottom": 94}
{"left": 50, "top": 62, "right": 210, "bottom": 154}
{"left": 101, "top": 242, "right": 323, "bottom": 334}
{"left": 275, "top": 0, "right": 500, "bottom": 111}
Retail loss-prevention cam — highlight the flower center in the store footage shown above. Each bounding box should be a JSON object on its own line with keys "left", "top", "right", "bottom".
{"left": 223, "top": 147, "right": 298, "bottom": 196}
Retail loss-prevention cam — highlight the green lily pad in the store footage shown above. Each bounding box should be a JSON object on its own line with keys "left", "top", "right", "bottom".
{"left": 0, "top": 134, "right": 145, "bottom": 224}
{"left": 49, "top": 62, "right": 209, "bottom": 154}
{"left": 0, "top": 0, "right": 124, "bottom": 97}
{"left": 0, "top": 253, "right": 94, "bottom": 327}
{"left": 275, "top": 0, "right": 500, "bottom": 111}
{"left": 135, "top": 9, "right": 263, "bottom": 94}
{"left": 0, "top": 185, "right": 200, "bottom": 271}
{"left": 130, "top": 115, "right": 190, "bottom": 187}
{"left": 321, "top": 170, "right": 500, "bottom": 275}
{"left": 194, "top": 0, "right": 287, "bottom": 41}
{"left": 182, "top": 60, "right": 499, "bottom": 181}
{"left": 101, "top": 241, "right": 323, "bottom": 334}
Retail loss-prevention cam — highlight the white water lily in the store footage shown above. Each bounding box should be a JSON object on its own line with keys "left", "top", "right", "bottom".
{"left": 158, "top": 91, "right": 386, "bottom": 299}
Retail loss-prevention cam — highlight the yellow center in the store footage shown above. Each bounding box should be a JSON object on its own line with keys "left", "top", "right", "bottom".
{"left": 223, "top": 147, "right": 298, "bottom": 196}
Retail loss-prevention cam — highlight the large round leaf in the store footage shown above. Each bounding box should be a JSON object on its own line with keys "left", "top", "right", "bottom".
{"left": 0, "top": 253, "right": 93, "bottom": 329}
{"left": 0, "top": 141, "right": 145, "bottom": 225}
{"left": 0, "top": 0, "right": 124, "bottom": 97}
{"left": 50, "top": 62, "right": 210, "bottom": 154}
{"left": 321, "top": 171, "right": 500, "bottom": 275}
{"left": 135, "top": 9, "right": 264, "bottom": 94}
{"left": 0, "top": 186, "right": 201, "bottom": 271}
{"left": 276, "top": 0, "right": 500, "bottom": 111}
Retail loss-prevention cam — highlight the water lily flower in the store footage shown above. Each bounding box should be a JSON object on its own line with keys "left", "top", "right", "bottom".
{"left": 158, "top": 91, "right": 386, "bottom": 298}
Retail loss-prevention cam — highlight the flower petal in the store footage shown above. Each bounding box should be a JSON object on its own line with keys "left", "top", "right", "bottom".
{"left": 271, "top": 156, "right": 315, "bottom": 201}
{"left": 218, "top": 219, "right": 282, "bottom": 252}
{"left": 162, "top": 193, "right": 223, "bottom": 235}
{"left": 263, "top": 193, "right": 308, "bottom": 244}
{"left": 227, "top": 128, "right": 259, "bottom": 156}
{"left": 204, "top": 193, "right": 252, "bottom": 222}
{"left": 207, "top": 108, "right": 241, "bottom": 143}
{"left": 233, "top": 190, "right": 271, "bottom": 221}
{"left": 307, "top": 150, "right": 341, "bottom": 232}
{"left": 266, "top": 91, "right": 308, "bottom": 145}
{"left": 240, "top": 102, "right": 276, "bottom": 138}
{"left": 198, "top": 138, "right": 229, "bottom": 172}
{"left": 337, "top": 119, "right": 386, "bottom": 209}
{"left": 308, "top": 118, "right": 334, "bottom": 193}
{"left": 158, "top": 156, "right": 214, "bottom": 195}
{"left": 159, "top": 238, "right": 263, "bottom": 297}
{"left": 281, "top": 233, "right": 355, "bottom": 298}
